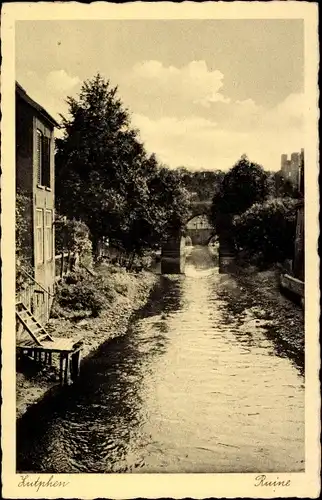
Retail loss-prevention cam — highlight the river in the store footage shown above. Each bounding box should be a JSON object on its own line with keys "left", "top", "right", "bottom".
{"left": 17, "top": 246, "right": 304, "bottom": 473}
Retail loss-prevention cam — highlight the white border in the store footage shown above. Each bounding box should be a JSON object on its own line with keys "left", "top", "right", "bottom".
{"left": 1, "top": 2, "right": 320, "bottom": 498}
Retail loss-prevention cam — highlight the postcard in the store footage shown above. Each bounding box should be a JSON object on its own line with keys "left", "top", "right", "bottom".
{"left": 1, "top": 1, "right": 320, "bottom": 498}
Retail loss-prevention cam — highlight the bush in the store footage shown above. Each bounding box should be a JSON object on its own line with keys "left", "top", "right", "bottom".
{"left": 232, "top": 197, "right": 298, "bottom": 267}
{"left": 64, "top": 270, "right": 88, "bottom": 285}
{"left": 57, "top": 281, "right": 105, "bottom": 317}
{"left": 55, "top": 272, "right": 116, "bottom": 317}
{"left": 16, "top": 191, "right": 33, "bottom": 290}
{"left": 55, "top": 215, "right": 93, "bottom": 268}
{"left": 114, "top": 283, "right": 128, "bottom": 296}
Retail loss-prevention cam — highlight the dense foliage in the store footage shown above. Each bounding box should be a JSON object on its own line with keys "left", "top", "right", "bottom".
{"left": 233, "top": 198, "right": 298, "bottom": 266}
{"left": 54, "top": 270, "right": 116, "bottom": 317}
{"left": 56, "top": 74, "right": 190, "bottom": 259}
{"left": 16, "top": 191, "right": 31, "bottom": 258}
{"left": 208, "top": 154, "right": 300, "bottom": 266}
{"left": 267, "top": 170, "right": 299, "bottom": 199}
{"left": 176, "top": 167, "right": 225, "bottom": 201}
{"left": 211, "top": 155, "right": 269, "bottom": 232}
{"left": 16, "top": 191, "right": 33, "bottom": 289}
{"left": 55, "top": 215, "right": 93, "bottom": 269}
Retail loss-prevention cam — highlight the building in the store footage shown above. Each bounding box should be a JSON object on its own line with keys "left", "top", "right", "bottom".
{"left": 293, "top": 149, "right": 304, "bottom": 281}
{"left": 281, "top": 149, "right": 304, "bottom": 187}
{"left": 16, "top": 82, "right": 59, "bottom": 324}
{"left": 280, "top": 148, "right": 304, "bottom": 305}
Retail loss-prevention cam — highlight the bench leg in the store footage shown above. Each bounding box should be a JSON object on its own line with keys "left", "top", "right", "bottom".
{"left": 71, "top": 350, "right": 81, "bottom": 382}
{"left": 59, "top": 354, "right": 64, "bottom": 385}
{"left": 64, "top": 354, "right": 70, "bottom": 385}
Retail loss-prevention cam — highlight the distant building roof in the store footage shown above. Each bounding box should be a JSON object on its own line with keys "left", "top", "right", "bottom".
{"left": 16, "top": 82, "right": 60, "bottom": 128}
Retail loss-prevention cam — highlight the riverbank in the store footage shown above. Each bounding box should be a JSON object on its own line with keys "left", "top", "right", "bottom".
{"left": 16, "top": 265, "right": 158, "bottom": 419}
{"left": 218, "top": 265, "right": 304, "bottom": 367}
{"left": 17, "top": 247, "right": 305, "bottom": 474}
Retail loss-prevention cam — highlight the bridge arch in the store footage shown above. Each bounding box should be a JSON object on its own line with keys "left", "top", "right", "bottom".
{"left": 161, "top": 200, "right": 217, "bottom": 273}
{"left": 161, "top": 198, "right": 236, "bottom": 274}
{"left": 184, "top": 213, "right": 215, "bottom": 246}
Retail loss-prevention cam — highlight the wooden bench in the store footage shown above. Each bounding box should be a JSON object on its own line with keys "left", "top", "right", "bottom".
{"left": 16, "top": 302, "right": 84, "bottom": 385}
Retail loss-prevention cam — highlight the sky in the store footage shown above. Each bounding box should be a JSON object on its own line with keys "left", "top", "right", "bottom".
{"left": 16, "top": 19, "right": 304, "bottom": 172}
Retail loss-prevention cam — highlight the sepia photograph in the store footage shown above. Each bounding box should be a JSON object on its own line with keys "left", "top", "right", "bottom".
{"left": 1, "top": 2, "right": 320, "bottom": 499}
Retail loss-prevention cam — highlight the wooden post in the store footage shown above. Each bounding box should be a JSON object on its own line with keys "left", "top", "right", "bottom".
{"left": 71, "top": 349, "right": 81, "bottom": 382}
{"left": 64, "top": 353, "right": 72, "bottom": 385}
{"left": 59, "top": 354, "right": 64, "bottom": 385}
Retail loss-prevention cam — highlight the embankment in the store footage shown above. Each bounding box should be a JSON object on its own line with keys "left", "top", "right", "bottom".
{"left": 219, "top": 265, "right": 304, "bottom": 367}
{"left": 16, "top": 266, "right": 158, "bottom": 419}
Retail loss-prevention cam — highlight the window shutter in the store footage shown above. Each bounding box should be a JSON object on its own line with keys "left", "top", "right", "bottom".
{"left": 42, "top": 137, "right": 51, "bottom": 187}
{"left": 36, "top": 131, "right": 42, "bottom": 185}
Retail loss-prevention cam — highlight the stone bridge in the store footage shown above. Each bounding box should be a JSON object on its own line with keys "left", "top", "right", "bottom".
{"left": 184, "top": 200, "right": 215, "bottom": 245}
{"left": 185, "top": 227, "right": 214, "bottom": 246}
{"left": 161, "top": 199, "right": 235, "bottom": 275}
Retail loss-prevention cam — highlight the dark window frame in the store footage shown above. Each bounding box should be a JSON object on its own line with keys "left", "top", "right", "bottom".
{"left": 36, "top": 128, "right": 51, "bottom": 188}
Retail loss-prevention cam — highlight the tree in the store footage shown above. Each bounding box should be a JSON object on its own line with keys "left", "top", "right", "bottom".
{"left": 55, "top": 216, "right": 92, "bottom": 255}
{"left": 267, "top": 171, "right": 299, "bottom": 199}
{"left": 177, "top": 168, "right": 224, "bottom": 201}
{"left": 56, "top": 74, "right": 148, "bottom": 250}
{"left": 56, "top": 73, "right": 190, "bottom": 261}
{"left": 232, "top": 197, "right": 298, "bottom": 266}
{"left": 149, "top": 166, "right": 191, "bottom": 240}
{"left": 211, "top": 155, "right": 269, "bottom": 236}
{"left": 56, "top": 75, "right": 160, "bottom": 253}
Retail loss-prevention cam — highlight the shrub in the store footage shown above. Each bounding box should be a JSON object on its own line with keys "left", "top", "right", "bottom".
{"left": 55, "top": 215, "right": 93, "bottom": 268}
{"left": 114, "top": 283, "right": 128, "bottom": 296}
{"left": 55, "top": 272, "right": 116, "bottom": 317}
{"left": 64, "top": 270, "right": 88, "bottom": 285}
{"left": 232, "top": 197, "right": 298, "bottom": 267}
{"left": 16, "top": 191, "right": 33, "bottom": 290}
{"left": 57, "top": 281, "right": 105, "bottom": 317}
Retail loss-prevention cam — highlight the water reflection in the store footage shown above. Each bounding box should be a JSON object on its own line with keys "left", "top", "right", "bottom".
{"left": 17, "top": 246, "right": 304, "bottom": 473}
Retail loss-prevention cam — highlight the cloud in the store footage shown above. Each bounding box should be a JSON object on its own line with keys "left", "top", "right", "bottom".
{"left": 263, "top": 93, "right": 304, "bottom": 129}
{"left": 133, "top": 114, "right": 217, "bottom": 137}
{"left": 129, "top": 60, "right": 230, "bottom": 109}
{"left": 18, "top": 66, "right": 304, "bottom": 172}
{"left": 18, "top": 70, "right": 81, "bottom": 124}
{"left": 131, "top": 92, "right": 304, "bottom": 171}
{"left": 132, "top": 113, "right": 245, "bottom": 170}
{"left": 217, "top": 93, "right": 304, "bottom": 135}
{"left": 45, "top": 70, "right": 80, "bottom": 94}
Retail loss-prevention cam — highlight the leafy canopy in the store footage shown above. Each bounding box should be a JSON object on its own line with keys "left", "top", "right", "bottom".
{"left": 233, "top": 197, "right": 298, "bottom": 266}
{"left": 56, "top": 73, "right": 190, "bottom": 256}
{"left": 210, "top": 155, "right": 269, "bottom": 234}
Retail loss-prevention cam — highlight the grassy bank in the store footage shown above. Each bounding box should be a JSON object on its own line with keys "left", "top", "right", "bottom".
{"left": 16, "top": 264, "right": 158, "bottom": 419}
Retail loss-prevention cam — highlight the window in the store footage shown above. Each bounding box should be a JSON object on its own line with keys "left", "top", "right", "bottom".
{"left": 45, "top": 210, "right": 53, "bottom": 261}
{"left": 36, "top": 209, "right": 44, "bottom": 264}
{"left": 36, "top": 129, "right": 51, "bottom": 187}
{"left": 36, "top": 130, "right": 43, "bottom": 185}
{"left": 43, "top": 137, "right": 51, "bottom": 187}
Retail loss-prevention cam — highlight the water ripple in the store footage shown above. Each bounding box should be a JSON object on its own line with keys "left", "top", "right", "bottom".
{"left": 17, "top": 247, "right": 304, "bottom": 473}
